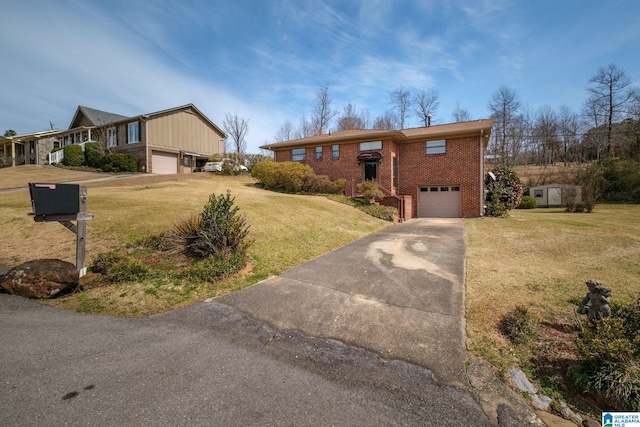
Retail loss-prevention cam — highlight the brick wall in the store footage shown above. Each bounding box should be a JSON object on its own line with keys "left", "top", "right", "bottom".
{"left": 398, "top": 136, "right": 483, "bottom": 217}
{"left": 272, "top": 135, "right": 484, "bottom": 218}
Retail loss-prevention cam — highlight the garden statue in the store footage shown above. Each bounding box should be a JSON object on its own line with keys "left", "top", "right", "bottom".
{"left": 577, "top": 279, "right": 611, "bottom": 320}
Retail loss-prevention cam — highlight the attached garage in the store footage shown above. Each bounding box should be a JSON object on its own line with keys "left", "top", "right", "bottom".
{"left": 417, "top": 185, "right": 461, "bottom": 218}
{"left": 151, "top": 151, "right": 178, "bottom": 174}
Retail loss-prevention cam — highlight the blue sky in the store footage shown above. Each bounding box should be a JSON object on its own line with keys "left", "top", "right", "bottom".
{"left": 2, "top": 0, "right": 639, "bottom": 153}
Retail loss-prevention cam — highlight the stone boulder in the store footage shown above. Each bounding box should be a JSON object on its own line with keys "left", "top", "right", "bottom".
{"left": 0, "top": 259, "right": 78, "bottom": 298}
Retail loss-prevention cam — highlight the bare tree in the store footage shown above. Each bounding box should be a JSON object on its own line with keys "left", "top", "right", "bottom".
{"left": 336, "top": 103, "right": 368, "bottom": 130}
{"left": 413, "top": 89, "right": 440, "bottom": 126}
{"left": 223, "top": 111, "right": 249, "bottom": 154}
{"left": 390, "top": 87, "right": 411, "bottom": 129}
{"left": 295, "top": 114, "right": 314, "bottom": 139}
{"left": 586, "top": 64, "right": 635, "bottom": 156}
{"left": 451, "top": 102, "right": 472, "bottom": 122}
{"left": 274, "top": 120, "right": 295, "bottom": 142}
{"left": 558, "top": 105, "right": 581, "bottom": 164}
{"left": 533, "top": 106, "right": 559, "bottom": 166}
{"left": 373, "top": 110, "right": 399, "bottom": 130}
{"left": 488, "top": 85, "right": 522, "bottom": 166}
{"left": 311, "top": 84, "right": 337, "bottom": 135}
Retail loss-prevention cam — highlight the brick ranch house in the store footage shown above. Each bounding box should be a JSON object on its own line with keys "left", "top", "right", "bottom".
{"left": 260, "top": 119, "right": 494, "bottom": 219}
{"left": 0, "top": 104, "right": 226, "bottom": 174}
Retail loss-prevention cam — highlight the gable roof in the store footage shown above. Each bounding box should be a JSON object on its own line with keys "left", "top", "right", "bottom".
{"left": 67, "top": 104, "right": 226, "bottom": 138}
{"left": 137, "top": 104, "right": 227, "bottom": 137}
{"left": 69, "top": 106, "right": 130, "bottom": 129}
{"left": 261, "top": 119, "right": 494, "bottom": 150}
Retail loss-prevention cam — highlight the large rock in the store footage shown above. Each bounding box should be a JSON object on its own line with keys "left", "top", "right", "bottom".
{"left": 0, "top": 259, "right": 78, "bottom": 298}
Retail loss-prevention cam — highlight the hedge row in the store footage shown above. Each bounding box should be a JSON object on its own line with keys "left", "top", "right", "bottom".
{"left": 59, "top": 143, "right": 138, "bottom": 173}
{"left": 251, "top": 161, "right": 345, "bottom": 194}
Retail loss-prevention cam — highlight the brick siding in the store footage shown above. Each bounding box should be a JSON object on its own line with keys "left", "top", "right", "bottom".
{"left": 273, "top": 135, "right": 484, "bottom": 218}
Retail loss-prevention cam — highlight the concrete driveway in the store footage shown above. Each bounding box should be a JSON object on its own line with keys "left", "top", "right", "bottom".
{"left": 217, "top": 218, "right": 469, "bottom": 387}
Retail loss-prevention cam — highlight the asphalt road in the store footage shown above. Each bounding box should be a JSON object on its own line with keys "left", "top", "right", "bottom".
{"left": 0, "top": 294, "right": 492, "bottom": 426}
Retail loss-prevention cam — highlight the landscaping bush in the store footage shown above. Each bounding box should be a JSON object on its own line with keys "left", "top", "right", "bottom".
{"left": 576, "top": 162, "right": 605, "bottom": 213}
{"left": 517, "top": 195, "right": 537, "bottom": 209}
{"left": 177, "top": 251, "right": 248, "bottom": 282}
{"left": 251, "top": 161, "right": 314, "bottom": 193}
{"left": 219, "top": 160, "right": 236, "bottom": 176}
{"left": 92, "top": 250, "right": 150, "bottom": 283}
{"left": 62, "top": 144, "right": 85, "bottom": 167}
{"left": 164, "top": 190, "right": 252, "bottom": 259}
{"left": 84, "top": 142, "right": 104, "bottom": 168}
{"left": 485, "top": 166, "right": 524, "bottom": 217}
{"left": 357, "top": 181, "right": 385, "bottom": 201}
{"left": 327, "top": 194, "right": 397, "bottom": 221}
{"left": 100, "top": 153, "right": 138, "bottom": 173}
{"left": 500, "top": 305, "right": 538, "bottom": 344}
{"left": 573, "top": 304, "right": 640, "bottom": 410}
{"left": 303, "top": 175, "right": 345, "bottom": 194}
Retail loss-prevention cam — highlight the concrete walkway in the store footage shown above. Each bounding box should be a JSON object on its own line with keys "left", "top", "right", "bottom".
{"left": 217, "top": 218, "right": 469, "bottom": 387}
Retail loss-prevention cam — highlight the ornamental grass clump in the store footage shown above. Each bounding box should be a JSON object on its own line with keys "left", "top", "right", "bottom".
{"left": 165, "top": 190, "right": 252, "bottom": 259}
{"left": 572, "top": 300, "right": 640, "bottom": 410}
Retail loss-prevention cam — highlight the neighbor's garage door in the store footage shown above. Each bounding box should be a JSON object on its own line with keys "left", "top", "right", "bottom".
{"left": 151, "top": 151, "right": 178, "bottom": 174}
{"left": 418, "top": 186, "right": 461, "bottom": 217}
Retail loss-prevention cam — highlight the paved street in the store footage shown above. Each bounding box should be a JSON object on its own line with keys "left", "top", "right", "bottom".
{"left": 1, "top": 294, "right": 492, "bottom": 426}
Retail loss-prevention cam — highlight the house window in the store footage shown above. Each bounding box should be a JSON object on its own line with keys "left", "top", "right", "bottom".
{"left": 393, "top": 156, "right": 398, "bottom": 188}
{"left": 107, "top": 127, "right": 117, "bottom": 148}
{"left": 128, "top": 122, "right": 140, "bottom": 144}
{"left": 332, "top": 144, "right": 340, "bottom": 158}
{"left": 184, "top": 157, "right": 191, "bottom": 167}
{"left": 426, "top": 139, "right": 446, "bottom": 155}
{"left": 534, "top": 190, "right": 543, "bottom": 198}
{"left": 291, "top": 148, "right": 305, "bottom": 161}
{"left": 359, "top": 140, "right": 382, "bottom": 151}
{"left": 315, "top": 146, "right": 322, "bottom": 160}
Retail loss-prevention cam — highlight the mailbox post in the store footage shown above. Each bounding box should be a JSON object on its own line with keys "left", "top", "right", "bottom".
{"left": 28, "top": 183, "right": 94, "bottom": 277}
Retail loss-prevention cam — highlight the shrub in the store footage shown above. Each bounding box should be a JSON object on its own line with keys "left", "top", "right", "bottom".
{"left": 573, "top": 306, "right": 640, "bottom": 409}
{"left": 251, "top": 161, "right": 314, "bottom": 193}
{"left": 357, "top": 181, "right": 385, "bottom": 201}
{"left": 164, "top": 190, "right": 252, "bottom": 259}
{"left": 92, "top": 250, "right": 150, "bottom": 283}
{"left": 219, "top": 160, "right": 236, "bottom": 176}
{"left": 485, "top": 166, "right": 524, "bottom": 217}
{"left": 331, "top": 178, "right": 347, "bottom": 195}
{"left": 327, "top": 194, "right": 397, "bottom": 221}
{"left": 574, "top": 201, "right": 586, "bottom": 213}
{"left": 576, "top": 162, "right": 605, "bottom": 213}
{"left": 177, "top": 251, "right": 248, "bottom": 282}
{"left": 517, "top": 195, "right": 537, "bottom": 209}
{"left": 84, "top": 142, "right": 104, "bottom": 168}
{"left": 62, "top": 144, "right": 85, "bottom": 167}
{"left": 100, "top": 153, "right": 138, "bottom": 172}
{"left": 500, "top": 305, "right": 538, "bottom": 344}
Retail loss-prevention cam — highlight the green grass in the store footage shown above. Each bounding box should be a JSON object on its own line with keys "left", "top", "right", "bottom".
{"left": 0, "top": 173, "right": 390, "bottom": 315}
{"left": 465, "top": 204, "right": 640, "bottom": 371}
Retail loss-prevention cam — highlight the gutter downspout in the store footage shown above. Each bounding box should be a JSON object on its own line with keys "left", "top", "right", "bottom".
{"left": 480, "top": 129, "right": 485, "bottom": 217}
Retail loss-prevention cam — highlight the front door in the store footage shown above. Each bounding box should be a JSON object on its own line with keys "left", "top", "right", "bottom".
{"left": 364, "top": 160, "right": 377, "bottom": 181}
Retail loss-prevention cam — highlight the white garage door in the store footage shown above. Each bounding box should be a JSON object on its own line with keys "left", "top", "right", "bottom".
{"left": 152, "top": 152, "right": 178, "bottom": 174}
{"left": 418, "top": 186, "right": 461, "bottom": 218}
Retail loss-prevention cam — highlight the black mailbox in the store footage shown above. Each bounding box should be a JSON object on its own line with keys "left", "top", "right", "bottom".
{"left": 29, "top": 183, "right": 80, "bottom": 216}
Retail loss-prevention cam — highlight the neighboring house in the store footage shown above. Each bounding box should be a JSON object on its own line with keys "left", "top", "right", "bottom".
{"left": 0, "top": 130, "right": 61, "bottom": 168}
{"left": 261, "top": 119, "right": 494, "bottom": 219}
{"left": 1, "top": 104, "right": 227, "bottom": 174}
{"left": 529, "top": 184, "right": 582, "bottom": 208}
